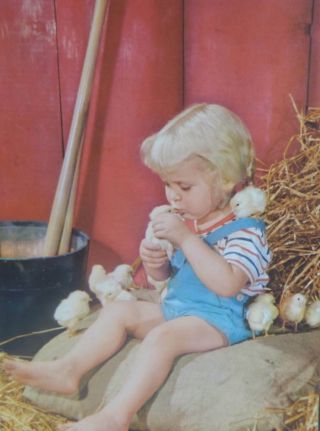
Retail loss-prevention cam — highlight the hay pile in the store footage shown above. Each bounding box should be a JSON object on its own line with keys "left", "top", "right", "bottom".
{"left": 0, "top": 352, "right": 68, "bottom": 430}
{"left": 261, "top": 105, "right": 320, "bottom": 302}
{"left": 266, "top": 391, "right": 319, "bottom": 431}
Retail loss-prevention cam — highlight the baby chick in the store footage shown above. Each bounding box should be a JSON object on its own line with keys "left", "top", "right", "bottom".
{"left": 305, "top": 299, "right": 320, "bottom": 328}
{"left": 230, "top": 186, "right": 266, "bottom": 218}
{"left": 112, "top": 264, "right": 134, "bottom": 289}
{"left": 246, "top": 293, "right": 279, "bottom": 338}
{"left": 94, "top": 276, "right": 122, "bottom": 306}
{"left": 88, "top": 264, "right": 108, "bottom": 295}
{"left": 54, "top": 290, "right": 91, "bottom": 335}
{"left": 114, "top": 289, "right": 138, "bottom": 302}
{"left": 88, "top": 263, "right": 137, "bottom": 306}
{"left": 279, "top": 292, "right": 307, "bottom": 331}
{"left": 145, "top": 205, "right": 174, "bottom": 258}
{"left": 94, "top": 276, "right": 137, "bottom": 306}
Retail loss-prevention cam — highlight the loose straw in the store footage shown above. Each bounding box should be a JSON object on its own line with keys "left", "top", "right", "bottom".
{"left": 266, "top": 392, "right": 319, "bottom": 431}
{"left": 0, "top": 353, "right": 69, "bottom": 430}
{"left": 260, "top": 105, "right": 320, "bottom": 301}
{"left": 0, "top": 327, "right": 62, "bottom": 347}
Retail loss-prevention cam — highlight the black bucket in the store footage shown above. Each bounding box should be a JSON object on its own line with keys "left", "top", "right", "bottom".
{"left": 0, "top": 221, "right": 89, "bottom": 355}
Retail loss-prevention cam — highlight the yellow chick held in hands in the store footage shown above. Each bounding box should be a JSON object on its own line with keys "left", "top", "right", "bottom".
{"left": 279, "top": 293, "right": 307, "bottom": 331}
{"left": 145, "top": 205, "right": 174, "bottom": 258}
{"left": 246, "top": 293, "right": 279, "bottom": 338}
{"left": 53, "top": 290, "right": 91, "bottom": 336}
{"left": 304, "top": 299, "right": 320, "bottom": 328}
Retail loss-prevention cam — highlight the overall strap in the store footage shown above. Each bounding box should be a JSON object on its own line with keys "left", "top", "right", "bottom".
{"left": 171, "top": 218, "right": 265, "bottom": 269}
{"left": 203, "top": 217, "right": 266, "bottom": 246}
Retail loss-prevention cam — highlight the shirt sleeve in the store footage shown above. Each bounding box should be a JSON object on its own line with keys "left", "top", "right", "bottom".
{"left": 221, "top": 227, "right": 271, "bottom": 285}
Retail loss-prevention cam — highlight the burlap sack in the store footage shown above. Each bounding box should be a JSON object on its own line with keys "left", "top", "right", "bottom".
{"left": 24, "top": 308, "right": 320, "bottom": 430}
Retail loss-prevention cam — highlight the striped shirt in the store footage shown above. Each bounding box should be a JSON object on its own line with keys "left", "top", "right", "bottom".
{"left": 194, "top": 215, "right": 272, "bottom": 296}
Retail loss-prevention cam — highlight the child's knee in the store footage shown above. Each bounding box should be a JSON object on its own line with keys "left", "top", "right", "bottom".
{"left": 98, "top": 301, "right": 137, "bottom": 323}
{"left": 142, "top": 324, "right": 175, "bottom": 351}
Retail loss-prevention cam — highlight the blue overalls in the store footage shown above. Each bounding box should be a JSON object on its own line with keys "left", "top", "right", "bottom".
{"left": 161, "top": 218, "right": 266, "bottom": 344}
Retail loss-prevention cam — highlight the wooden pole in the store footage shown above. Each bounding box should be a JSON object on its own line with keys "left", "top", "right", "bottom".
{"left": 58, "top": 137, "right": 83, "bottom": 255}
{"left": 44, "top": 0, "right": 109, "bottom": 256}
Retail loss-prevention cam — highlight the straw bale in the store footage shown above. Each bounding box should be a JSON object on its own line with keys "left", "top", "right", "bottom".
{"left": 260, "top": 105, "right": 320, "bottom": 303}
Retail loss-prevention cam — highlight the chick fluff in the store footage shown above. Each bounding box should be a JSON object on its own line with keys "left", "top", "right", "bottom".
{"left": 145, "top": 205, "right": 174, "bottom": 258}
{"left": 246, "top": 293, "right": 279, "bottom": 338}
{"left": 230, "top": 186, "right": 266, "bottom": 218}
{"left": 305, "top": 299, "right": 320, "bottom": 328}
{"left": 54, "top": 290, "right": 91, "bottom": 335}
{"left": 94, "top": 276, "right": 123, "bottom": 306}
{"left": 88, "top": 264, "right": 107, "bottom": 294}
{"left": 112, "top": 264, "right": 134, "bottom": 289}
{"left": 88, "top": 264, "right": 137, "bottom": 306}
{"left": 279, "top": 292, "right": 307, "bottom": 331}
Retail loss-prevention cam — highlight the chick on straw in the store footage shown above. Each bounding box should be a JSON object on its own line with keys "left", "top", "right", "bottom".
{"left": 230, "top": 186, "right": 266, "bottom": 218}
{"left": 246, "top": 293, "right": 279, "bottom": 338}
{"left": 279, "top": 292, "right": 307, "bottom": 331}
{"left": 304, "top": 299, "right": 320, "bottom": 328}
{"left": 54, "top": 290, "right": 91, "bottom": 335}
{"left": 145, "top": 205, "right": 174, "bottom": 258}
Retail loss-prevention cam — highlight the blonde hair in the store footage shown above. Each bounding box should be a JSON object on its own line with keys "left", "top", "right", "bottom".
{"left": 140, "top": 103, "right": 255, "bottom": 187}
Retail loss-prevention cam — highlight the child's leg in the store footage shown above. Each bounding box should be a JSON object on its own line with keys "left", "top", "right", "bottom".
{"left": 3, "top": 301, "right": 164, "bottom": 394}
{"left": 59, "top": 316, "right": 227, "bottom": 431}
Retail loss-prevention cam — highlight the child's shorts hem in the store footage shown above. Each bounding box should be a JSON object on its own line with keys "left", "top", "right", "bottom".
{"left": 161, "top": 303, "right": 252, "bottom": 345}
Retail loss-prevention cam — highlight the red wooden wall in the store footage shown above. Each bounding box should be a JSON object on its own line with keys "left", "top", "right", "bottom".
{"left": 0, "top": 0, "right": 318, "bottom": 269}
{"left": 184, "top": 0, "right": 314, "bottom": 164}
{"left": 0, "top": 0, "right": 62, "bottom": 220}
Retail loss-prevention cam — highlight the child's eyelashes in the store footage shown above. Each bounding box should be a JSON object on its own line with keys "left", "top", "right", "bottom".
{"left": 164, "top": 182, "right": 192, "bottom": 191}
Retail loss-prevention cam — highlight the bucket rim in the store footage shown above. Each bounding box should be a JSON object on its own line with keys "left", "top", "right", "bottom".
{"left": 0, "top": 220, "right": 90, "bottom": 262}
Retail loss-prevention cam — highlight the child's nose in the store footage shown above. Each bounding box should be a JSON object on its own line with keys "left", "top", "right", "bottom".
{"left": 167, "top": 188, "right": 181, "bottom": 202}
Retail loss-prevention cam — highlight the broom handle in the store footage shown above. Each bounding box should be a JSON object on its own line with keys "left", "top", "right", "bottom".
{"left": 44, "top": 0, "right": 109, "bottom": 256}
{"left": 58, "top": 136, "right": 84, "bottom": 255}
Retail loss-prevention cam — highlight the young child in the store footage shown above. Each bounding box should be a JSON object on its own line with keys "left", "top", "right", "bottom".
{"left": 4, "top": 103, "right": 271, "bottom": 431}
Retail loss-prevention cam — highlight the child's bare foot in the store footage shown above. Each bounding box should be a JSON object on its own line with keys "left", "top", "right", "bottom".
{"left": 3, "top": 358, "right": 79, "bottom": 394}
{"left": 57, "top": 407, "right": 130, "bottom": 431}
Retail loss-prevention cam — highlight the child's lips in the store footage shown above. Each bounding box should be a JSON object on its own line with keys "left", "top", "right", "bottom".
{"left": 173, "top": 209, "right": 187, "bottom": 218}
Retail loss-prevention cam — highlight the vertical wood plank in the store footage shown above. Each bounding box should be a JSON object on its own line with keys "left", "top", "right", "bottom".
{"left": 55, "top": 0, "right": 95, "bottom": 148}
{"left": 184, "top": 0, "right": 313, "bottom": 165}
{"left": 308, "top": 0, "right": 320, "bottom": 106}
{"left": 0, "top": 0, "right": 62, "bottom": 220}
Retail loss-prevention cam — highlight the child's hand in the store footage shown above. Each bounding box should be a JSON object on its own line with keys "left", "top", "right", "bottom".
{"left": 152, "top": 213, "right": 193, "bottom": 247}
{"left": 139, "top": 239, "right": 169, "bottom": 269}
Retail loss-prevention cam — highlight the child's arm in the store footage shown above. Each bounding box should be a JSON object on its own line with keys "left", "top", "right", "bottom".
{"left": 139, "top": 239, "right": 171, "bottom": 281}
{"left": 152, "top": 213, "right": 249, "bottom": 297}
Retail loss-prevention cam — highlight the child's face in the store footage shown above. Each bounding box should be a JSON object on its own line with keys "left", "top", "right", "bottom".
{"left": 160, "top": 157, "right": 228, "bottom": 224}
